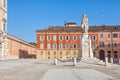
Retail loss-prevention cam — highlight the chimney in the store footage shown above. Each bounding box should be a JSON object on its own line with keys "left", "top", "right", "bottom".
{"left": 65, "top": 22, "right": 77, "bottom": 27}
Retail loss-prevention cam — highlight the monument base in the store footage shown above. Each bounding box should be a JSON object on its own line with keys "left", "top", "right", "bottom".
{"left": 80, "top": 57, "right": 101, "bottom": 64}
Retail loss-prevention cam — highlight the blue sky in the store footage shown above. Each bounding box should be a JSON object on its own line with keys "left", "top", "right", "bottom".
{"left": 8, "top": 0, "right": 120, "bottom": 42}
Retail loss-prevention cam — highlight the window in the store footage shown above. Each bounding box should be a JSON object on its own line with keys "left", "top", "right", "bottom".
{"left": 66, "top": 51, "right": 69, "bottom": 55}
{"left": 2, "top": 22, "right": 6, "bottom": 32}
{"left": 73, "top": 44, "right": 77, "bottom": 48}
{"left": 114, "top": 42, "right": 118, "bottom": 47}
{"left": 114, "top": 51, "right": 118, "bottom": 58}
{"left": 40, "top": 36, "right": 44, "bottom": 40}
{"left": 59, "top": 36, "right": 63, "bottom": 40}
{"left": 53, "top": 36, "right": 56, "bottom": 41}
{"left": 3, "top": 0, "right": 6, "bottom": 8}
{"left": 52, "top": 44, "right": 57, "bottom": 49}
{"left": 108, "top": 34, "right": 110, "bottom": 38}
{"left": 92, "top": 36, "right": 96, "bottom": 40}
{"left": 47, "top": 44, "right": 50, "bottom": 49}
{"left": 113, "top": 34, "right": 118, "bottom": 38}
{"left": 54, "top": 51, "right": 56, "bottom": 55}
{"left": 73, "top": 36, "right": 77, "bottom": 40}
{"left": 60, "top": 51, "right": 62, "bottom": 55}
{"left": 40, "top": 44, "right": 44, "bottom": 48}
{"left": 108, "top": 51, "right": 111, "bottom": 54}
{"left": 65, "top": 36, "right": 69, "bottom": 40}
{"left": 99, "top": 42, "right": 104, "bottom": 47}
{"left": 108, "top": 42, "right": 111, "bottom": 47}
{"left": 47, "top": 36, "right": 51, "bottom": 40}
{"left": 74, "top": 51, "right": 76, "bottom": 55}
{"left": 48, "top": 51, "right": 50, "bottom": 55}
{"left": 92, "top": 44, "right": 96, "bottom": 49}
{"left": 65, "top": 44, "right": 70, "bottom": 48}
{"left": 59, "top": 44, "right": 63, "bottom": 48}
{"left": 100, "top": 34, "right": 103, "bottom": 38}
{"left": 40, "top": 51, "right": 43, "bottom": 55}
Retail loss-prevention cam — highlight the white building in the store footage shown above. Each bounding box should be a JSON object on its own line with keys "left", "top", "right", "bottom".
{"left": 0, "top": 0, "right": 7, "bottom": 60}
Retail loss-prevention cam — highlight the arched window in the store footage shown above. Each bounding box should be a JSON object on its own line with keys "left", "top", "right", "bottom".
{"left": 65, "top": 36, "right": 69, "bottom": 40}
{"left": 65, "top": 44, "right": 70, "bottom": 48}
{"left": 60, "top": 51, "right": 62, "bottom": 55}
{"left": 52, "top": 44, "right": 57, "bottom": 49}
{"left": 59, "top": 44, "right": 62, "bottom": 48}
{"left": 73, "top": 44, "right": 77, "bottom": 48}
{"left": 54, "top": 51, "right": 56, "bottom": 55}
{"left": 47, "top": 44, "right": 50, "bottom": 49}
{"left": 40, "top": 44, "right": 44, "bottom": 48}
{"left": 48, "top": 51, "right": 50, "bottom": 55}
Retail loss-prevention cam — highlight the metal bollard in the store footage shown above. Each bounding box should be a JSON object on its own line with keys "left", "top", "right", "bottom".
{"left": 54, "top": 58, "right": 57, "bottom": 65}
{"left": 105, "top": 57, "right": 108, "bottom": 67}
{"left": 73, "top": 57, "right": 76, "bottom": 66}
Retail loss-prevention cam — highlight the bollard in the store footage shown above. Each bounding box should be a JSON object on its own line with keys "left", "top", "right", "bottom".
{"left": 111, "top": 58, "right": 113, "bottom": 63}
{"left": 119, "top": 58, "right": 120, "bottom": 65}
{"left": 105, "top": 57, "right": 108, "bottom": 67}
{"left": 54, "top": 58, "right": 57, "bottom": 65}
{"left": 73, "top": 57, "right": 76, "bottom": 66}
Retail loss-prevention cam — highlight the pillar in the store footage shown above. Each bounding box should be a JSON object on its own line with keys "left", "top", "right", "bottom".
{"left": 105, "top": 52, "right": 108, "bottom": 67}
{"left": 105, "top": 57, "right": 108, "bottom": 67}
{"left": 73, "top": 57, "right": 76, "bottom": 66}
{"left": 119, "top": 58, "right": 120, "bottom": 65}
{"left": 54, "top": 58, "right": 57, "bottom": 65}
{"left": 111, "top": 58, "right": 113, "bottom": 63}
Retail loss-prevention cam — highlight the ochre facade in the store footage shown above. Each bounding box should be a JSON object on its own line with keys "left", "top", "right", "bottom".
{"left": 36, "top": 24, "right": 120, "bottom": 63}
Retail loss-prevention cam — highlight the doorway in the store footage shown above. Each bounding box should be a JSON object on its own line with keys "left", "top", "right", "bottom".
{"left": 99, "top": 50, "right": 105, "bottom": 61}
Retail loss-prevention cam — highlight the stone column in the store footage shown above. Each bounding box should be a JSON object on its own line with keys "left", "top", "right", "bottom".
{"left": 54, "top": 58, "right": 57, "bottom": 65}
{"left": 111, "top": 58, "right": 113, "bottom": 63}
{"left": 105, "top": 52, "right": 108, "bottom": 67}
{"left": 119, "top": 58, "right": 120, "bottom": 65}
{"left": 105, "top": 57, "right": 108, "bottom": 66}
{"left": 73, "top": 57, "right": 76, "bottom": 66}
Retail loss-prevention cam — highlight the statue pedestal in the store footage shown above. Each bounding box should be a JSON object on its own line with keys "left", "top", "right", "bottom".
{"left": 81, "top": 33, "right": 93, "bottom": 59}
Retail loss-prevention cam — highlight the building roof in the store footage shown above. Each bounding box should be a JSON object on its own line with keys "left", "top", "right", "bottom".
{"left": 7, "top": 34, "right": 36, "bottom": 48}
{"left": 36, "top": 25, "right": 120, "bottom": 33}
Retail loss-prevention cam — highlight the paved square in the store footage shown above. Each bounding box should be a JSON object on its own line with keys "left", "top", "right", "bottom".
{"left": 42, "top": 69, "right": 117, "bottom": 80}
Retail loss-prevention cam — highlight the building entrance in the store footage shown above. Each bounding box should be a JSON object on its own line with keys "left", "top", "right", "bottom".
{"left": 99, "top": 50, "right": 105, "bottom": 61}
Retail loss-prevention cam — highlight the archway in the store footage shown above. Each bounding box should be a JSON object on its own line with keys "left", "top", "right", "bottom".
{"left": 99, "top": 50, "right": 105, "bottom": 61}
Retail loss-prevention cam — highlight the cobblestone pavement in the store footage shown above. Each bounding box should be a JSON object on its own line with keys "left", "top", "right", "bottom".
{"left": 0, "top": 59, "right": 120, "bottom": 80}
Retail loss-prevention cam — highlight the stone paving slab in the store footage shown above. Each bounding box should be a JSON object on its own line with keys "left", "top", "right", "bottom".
{"left": 41, "top": 69, "right": 117, "bottom": 80}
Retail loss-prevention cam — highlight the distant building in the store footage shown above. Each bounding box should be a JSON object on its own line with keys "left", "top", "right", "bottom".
{"left": 36, "top": 22, "right": 120, "bottom": 63}
{"left": 7, "top": 34, "right": 37, "bottom": 59}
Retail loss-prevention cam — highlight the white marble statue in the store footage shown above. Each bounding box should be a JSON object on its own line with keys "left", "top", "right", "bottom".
{"left": 81, "top": 14, "right": 88, "bottom": 33}
{"left": 80, "top": 14, "right": 93, "bottom": 59}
